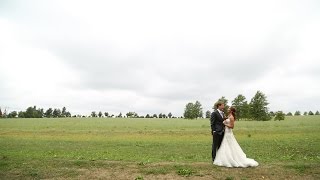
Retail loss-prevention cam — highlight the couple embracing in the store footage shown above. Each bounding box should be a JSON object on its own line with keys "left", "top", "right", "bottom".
{"left": 210, "top": 102, "right": 258, "bottom": 167}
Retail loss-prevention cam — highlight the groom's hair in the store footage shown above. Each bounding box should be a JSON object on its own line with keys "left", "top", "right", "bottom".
{"left": 216, "top": 102, "right": 224, "bottom": 109}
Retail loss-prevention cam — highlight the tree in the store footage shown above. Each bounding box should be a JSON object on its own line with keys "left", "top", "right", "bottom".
{"left": 308, "top": 111, "right": 314, "bottom": 115}
{"left": 274, "top": 111, "right": 285, "bottom": 121}
{"left": 126, "top": 112, "right": 133, "bottom": 118}
{"left": 37, "top": 108, "right": 44, "bottom": 118}
{"left": 303, "top": 112, "right": 308, "bottom": 116}
{"left": 294, "top": 111, "right": 301, "bottom": 116}
{"left": 117, "top": 112, "right": 122, "bottom": 118}
{"left": 286, "top": 112, "right": 293, "bottom": 116}
{"left": 2, "top": 109, "right": 7, "bottom": 118}
{"left": 205, "top": 110, "right": 211, "bottom": 118}
{"left": 53, "top": 108, "right": 61, "bottom": 118}
{"left": 316, "top": 111, "right": 320, "bottom": 115}
{"left": 168, "top": 112, "right": 172, "bottom": 118}
{"left": 24, "top": 106, "right": 43, "bottom": 118}
{"left": 98, "top": 111, "right": 103, "bottom": 118}
{"left": 104, "top": 112, "right": 109, "bottom": 118}
{"left": 249, "top": 91, "right": 271, "bottom": 121}
{"left": 126, "top": 112, "right": 137, "bottom": 118}
{"left": 214, "top": 96, "right": 229, "bottom": 113}
{"left": 158, "top": 113, "right": 168, "bottom": 118}
{"left": 91, "top": 111, "right": 97, "bottom": 117}
{"left": 183, "top": 101, "right": 203, "bottom": 119}
{"left": 145, "top": 114, "right": 150, "bottom": 118}
{"left": 25, "top": 106, "right": 35, "bottom": 118}
{"left": 65, "top": 111, "right": 71, "bottom": 117}
{"left": 153, "top": 114, "right": 158, "bottom": 118}
{"left": 184, "top": 103, "right": 194, "bottom": 119}
{"left": 59, "top": 107, "right": 71, "bottom": 117}
{"left": 269, "top": 111, "right": 275, "bottom": 117}
{"left": 0, "top": 108, "right": 2, "bottom": 118}
{"left": 7, "top": 111, "right": 17, "bottom": 118}
{"left": 232, "top": 94, "right": 249, "bottom": 120}
{"left": 45, "top": 108, "right": 53, "bottom": 118}
{"left": 194, "top": 101, "right": 203, "bottom": 118}
{"left": 18, "top": 111, "right": 25, "bottom": 118}
{"left": 61, "top": 107, "right": 67, "bottom": 117}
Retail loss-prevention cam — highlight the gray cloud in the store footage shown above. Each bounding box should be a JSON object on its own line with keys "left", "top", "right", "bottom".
{"left": 0, "top": 0, "right": 320, "bottom": 115}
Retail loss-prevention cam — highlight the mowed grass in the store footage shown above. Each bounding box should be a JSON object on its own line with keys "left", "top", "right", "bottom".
{"left": 0, "top": 116, "right": 319, "bottom": 179}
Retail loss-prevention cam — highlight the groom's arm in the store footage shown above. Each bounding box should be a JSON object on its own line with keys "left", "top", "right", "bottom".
{"left": 210, "top": 112, "right": 215, "bottom": 135}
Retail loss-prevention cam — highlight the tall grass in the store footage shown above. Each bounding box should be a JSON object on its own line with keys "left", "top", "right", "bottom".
{"left": 0, "top": 116, "right": 319, "bottom": 178}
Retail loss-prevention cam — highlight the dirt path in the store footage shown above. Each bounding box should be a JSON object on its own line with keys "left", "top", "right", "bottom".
{"left": 65, "top": 161, "right": 319, "bottom": 180}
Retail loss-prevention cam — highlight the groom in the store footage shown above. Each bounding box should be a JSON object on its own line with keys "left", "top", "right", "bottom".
{"left": 210, "top": 101, "right": 225, "bottom": 162}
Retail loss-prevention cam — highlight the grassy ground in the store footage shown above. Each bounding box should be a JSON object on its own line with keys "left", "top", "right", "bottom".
{"left": 0, "top": 116, "right": 319, "bottom": 179}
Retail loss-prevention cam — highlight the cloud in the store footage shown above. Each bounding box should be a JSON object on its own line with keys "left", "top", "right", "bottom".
{"left": 0, "top": 0, "right": 319, "bottom": 115}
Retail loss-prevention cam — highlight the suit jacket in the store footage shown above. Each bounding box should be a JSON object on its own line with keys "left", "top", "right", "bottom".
{"left": 210, "top": 110, "right": 225, "bottom": 135}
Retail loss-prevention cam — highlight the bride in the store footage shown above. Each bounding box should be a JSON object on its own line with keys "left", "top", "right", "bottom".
{"left": 213, "top": 107, "right": 259, "bottom": 167}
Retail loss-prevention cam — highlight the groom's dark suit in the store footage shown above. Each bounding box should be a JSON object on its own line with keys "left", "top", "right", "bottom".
{"left": 210, "top": 109, "right": 225, "bottom": 161}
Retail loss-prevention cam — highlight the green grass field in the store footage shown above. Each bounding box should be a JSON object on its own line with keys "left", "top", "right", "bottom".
{"left": 0, "top": 116, "right": 319, "bottom": 179}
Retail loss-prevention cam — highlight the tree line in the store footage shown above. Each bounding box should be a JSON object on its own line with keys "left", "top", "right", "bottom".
{"left": 89, "top": 111, "right": 179, "bottom": 119}
{"left": 0, "top": 90, "right": 319, "bottom": 120}
{"left": 0, "top": 106, "right": 72, "bottom": 118}
{"left": 183, "top": 90, "right": 320, "bottom": 121}
{"left": 0, "top": 106, "right": 180, "bottom": 119}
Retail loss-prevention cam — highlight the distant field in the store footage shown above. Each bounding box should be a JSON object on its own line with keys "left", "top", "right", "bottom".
{"left": 0, "top": 116, "right": 319, "bottom": 179}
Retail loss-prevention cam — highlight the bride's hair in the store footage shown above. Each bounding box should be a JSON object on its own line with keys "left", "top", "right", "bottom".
{"left": 230, "top": 107, "right": 236, "bottom": 120}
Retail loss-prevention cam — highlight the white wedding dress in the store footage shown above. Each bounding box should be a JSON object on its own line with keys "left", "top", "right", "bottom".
{"left": 213, "top": 119, "right": 259, "bottom": 167}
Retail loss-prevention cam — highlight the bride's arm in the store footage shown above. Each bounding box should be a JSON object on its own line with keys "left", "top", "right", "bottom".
{"left": 224, "top": 116, "right": 235, "bottom": 129}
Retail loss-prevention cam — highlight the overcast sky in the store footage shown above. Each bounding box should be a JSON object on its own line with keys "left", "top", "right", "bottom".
{"left": 0, "top": 0, "right": 319, "bottom": 116}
